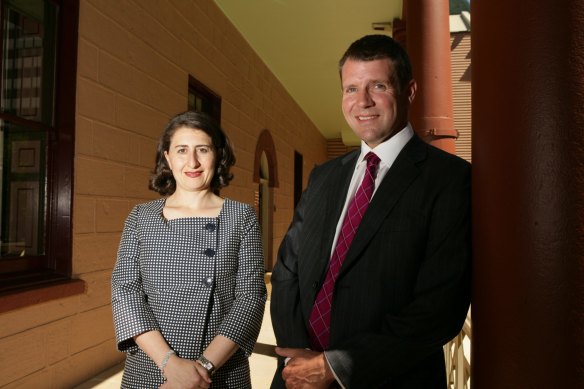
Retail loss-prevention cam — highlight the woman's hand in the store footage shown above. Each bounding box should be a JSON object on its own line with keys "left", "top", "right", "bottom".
{"left": 159, "top": 355, "right": 211, "bottom": 389}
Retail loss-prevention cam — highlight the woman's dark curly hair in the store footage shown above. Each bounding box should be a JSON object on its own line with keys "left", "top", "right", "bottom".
{"left": 149, "top": 111, "right": 236, "bottom": 196}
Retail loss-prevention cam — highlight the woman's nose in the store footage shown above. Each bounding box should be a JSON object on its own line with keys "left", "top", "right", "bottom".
{"left": 188, "top": 151, "right": 200, "bottom": 168}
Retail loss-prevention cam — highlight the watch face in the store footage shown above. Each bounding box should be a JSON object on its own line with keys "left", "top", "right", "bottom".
{"left": 198, "top": 357, "right": 215, "bottom": 374}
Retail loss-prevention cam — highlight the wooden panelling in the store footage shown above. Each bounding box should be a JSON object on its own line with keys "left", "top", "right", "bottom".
{"left": 451, "top": 32, "right": 472, "bottom": 162}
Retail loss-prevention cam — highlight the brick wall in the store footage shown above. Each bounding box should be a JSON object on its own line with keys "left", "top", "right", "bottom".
{"left": 0, "top": 0, "right": 327, "bottom": 386}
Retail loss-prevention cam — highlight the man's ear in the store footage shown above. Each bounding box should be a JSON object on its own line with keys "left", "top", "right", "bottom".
{"left": 406, "top": 79, "right": 417, "bottom": 104}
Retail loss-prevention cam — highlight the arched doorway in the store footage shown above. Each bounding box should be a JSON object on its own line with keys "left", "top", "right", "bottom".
{"left": 253, "top": 130, "right": 278, "bottom": 271}
{"left": 258, "top": 153, "right": 270, "bottom": 271}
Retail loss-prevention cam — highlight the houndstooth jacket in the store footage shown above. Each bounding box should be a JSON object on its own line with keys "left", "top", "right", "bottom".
{"left": 112, "top": 198, "right": 266, "bottom": 388}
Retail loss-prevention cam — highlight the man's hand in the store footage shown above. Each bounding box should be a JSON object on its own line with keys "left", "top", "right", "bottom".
{"left": 275, "top": 347, "right": 336, "bottom": 389}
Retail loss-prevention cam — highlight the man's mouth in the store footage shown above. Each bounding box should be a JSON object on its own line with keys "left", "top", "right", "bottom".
{"left": 357, "top": 115, "right": 378, "bottom": 121}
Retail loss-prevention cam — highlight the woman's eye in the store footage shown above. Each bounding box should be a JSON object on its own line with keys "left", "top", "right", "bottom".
{"left": 197, "top": 146, "right": 210, "bottom": 154}
{"left": 177, "top": 148, "right": 187, "bottom": 154}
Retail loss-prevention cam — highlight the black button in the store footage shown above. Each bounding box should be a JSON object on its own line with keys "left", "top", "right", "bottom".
{"left": 204, "top": 223, "right": 216, "bottom": 232}
{"left": 312, "top": 282, "right": 318, "bottom": 289}
{"left": 204, "top": 248, "right": 215, "bottom": 257}
{"left": 203, "top": 277, "right": 213, "bottom": 287}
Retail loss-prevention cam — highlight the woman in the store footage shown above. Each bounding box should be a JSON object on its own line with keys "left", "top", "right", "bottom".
{"left": 112, "top": 111, "right": 266, "bottom": 388}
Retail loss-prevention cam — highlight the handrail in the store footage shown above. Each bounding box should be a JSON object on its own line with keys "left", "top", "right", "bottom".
{"left": 444, "top": 308, "right": 472, "bottom": 389}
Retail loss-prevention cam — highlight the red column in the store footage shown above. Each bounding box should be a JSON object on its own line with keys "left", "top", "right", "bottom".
{"left": 392, "top": 17, "right": 407, "bottom": 48}
{"left": 472, "top": 0, "right": 584, "bottom": 387}
{"left": 405, "top": 0, "right": 457, "bottom": 153}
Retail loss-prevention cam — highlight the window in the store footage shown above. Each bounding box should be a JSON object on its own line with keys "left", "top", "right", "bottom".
{"left": 0, "top": 0, "right": 78, "bottom": 297}
{"left": 188, "top": 75, "right": 221, "bottom": 124}
{"left": 294, "top": 151, "right": 303, "bottom": 208}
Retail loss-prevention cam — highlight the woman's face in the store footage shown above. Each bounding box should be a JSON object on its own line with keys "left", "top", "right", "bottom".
{"left": 164, "top": 126, "right": 216, "bottom": 194}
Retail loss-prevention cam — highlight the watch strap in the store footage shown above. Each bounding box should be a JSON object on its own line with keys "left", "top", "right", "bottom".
{"left": 196, "top": 355, "right": 216, "bottom": 375}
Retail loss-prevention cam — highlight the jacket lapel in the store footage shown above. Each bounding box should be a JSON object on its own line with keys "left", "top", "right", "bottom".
{"left": 314, "top": 151, "right": 359, "bottom": 282}
{"left": 338, "top": 136, "right": 427, "bottom": 276}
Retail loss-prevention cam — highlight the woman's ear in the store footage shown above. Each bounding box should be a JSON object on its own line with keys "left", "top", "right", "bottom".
{"left": 163, "top": 151, "right": 172, "bottom": 170}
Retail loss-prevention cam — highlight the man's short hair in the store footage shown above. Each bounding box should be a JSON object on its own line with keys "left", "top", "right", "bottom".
{"left": 339, "top": 34, "right": 413, "bottom": 93}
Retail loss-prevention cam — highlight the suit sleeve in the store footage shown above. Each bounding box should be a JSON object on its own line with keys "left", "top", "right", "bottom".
{"left": 270, "top": 167, "right": 318, "bottom": 347}
{"left": 270, "top": 168, "right": 322, "bottom": 387}
{"left": 325, "top": 160, "right": 472, "bottom": 387}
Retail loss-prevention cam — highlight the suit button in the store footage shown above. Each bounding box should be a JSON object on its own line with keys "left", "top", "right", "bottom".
{"left": 204, "top": 223, "right": 216, "bottom": 232}
{"left": 203, "top": 277, "right": 213, "bottom": 287}
{"left": 312, "top": 282, "right": 318, "bottom": 289}
{"left": 204, "top": 248, "right": 215, "bottom": 257}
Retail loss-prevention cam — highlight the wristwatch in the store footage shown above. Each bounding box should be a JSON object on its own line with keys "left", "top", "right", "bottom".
{"left": 196, "top": 355, "right": 216, "bottom": 376}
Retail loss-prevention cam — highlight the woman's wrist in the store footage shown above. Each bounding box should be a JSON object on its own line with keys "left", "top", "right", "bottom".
{"left": 196, "top": 354, "right": 216, "bottom": 376}
{"left": 159, "top": 349, "right": 176, "bottom": 379}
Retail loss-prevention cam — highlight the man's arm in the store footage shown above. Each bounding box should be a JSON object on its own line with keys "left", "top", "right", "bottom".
{"left": 270, "top": 171, "right": 315, "bottom": 349}
{"left": 271, "top": 167, "right": 325, "bottom": 388}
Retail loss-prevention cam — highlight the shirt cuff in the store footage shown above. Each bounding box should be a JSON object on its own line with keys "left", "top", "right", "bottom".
{"left": 324, "top": 351, "right": 346, "bottom": 389}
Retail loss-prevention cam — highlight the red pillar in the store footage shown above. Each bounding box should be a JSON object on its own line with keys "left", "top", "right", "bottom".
{"left": 472, "top": 0, "right": 584, "bottom": 387}
{"left": 405, "top": 0, "right": 457, "bottom": 153}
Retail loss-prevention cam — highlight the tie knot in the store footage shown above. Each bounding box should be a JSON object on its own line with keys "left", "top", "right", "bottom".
{"left": 365, "top": 152, "right": 380, "bottom": 170}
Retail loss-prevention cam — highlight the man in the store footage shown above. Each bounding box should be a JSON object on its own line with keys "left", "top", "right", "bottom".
{"left": 270, "top": 35, "right": 471, "bottom": 388}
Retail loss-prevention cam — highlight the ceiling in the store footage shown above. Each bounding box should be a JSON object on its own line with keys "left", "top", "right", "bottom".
{"left": 213, "top": 0, "right": 403, "bottom": 145}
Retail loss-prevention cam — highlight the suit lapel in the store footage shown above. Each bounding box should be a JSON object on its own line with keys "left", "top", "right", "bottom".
{"left": 312, "top": 151, "right": 359, "bottom": 284}
{"left": 323, "top": 151, "right": 359, "bottom": 249}
{"left": 338, "top": 136, "right": 427, "bottom": 276}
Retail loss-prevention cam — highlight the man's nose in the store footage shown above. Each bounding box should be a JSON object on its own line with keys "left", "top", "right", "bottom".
{"left": 356, "top": 89, "right": 374, "bottom": 107}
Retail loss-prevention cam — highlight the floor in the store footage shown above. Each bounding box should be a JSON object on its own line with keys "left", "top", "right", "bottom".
{"left": 74, "top": 300, "right": 277, "bottom": 389}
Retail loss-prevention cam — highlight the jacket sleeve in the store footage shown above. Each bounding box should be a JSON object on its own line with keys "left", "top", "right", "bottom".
{"left": 325, "top": 160, "right": 472, "bottom": 387}
{"left": 271, "top": 168, "right": 325, "bottom": 388}
{"left": 216, "top": 205, "right": 267, "bottom": 356}
{"left": 111, "top": 205, "right": 159, "bottom": 353}
{"left": 270, "top": 166, "right": 321, "bottom": 350}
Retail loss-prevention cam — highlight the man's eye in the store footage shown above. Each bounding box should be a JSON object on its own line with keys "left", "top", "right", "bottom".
{"left": 373, "top": 83, "right": 387, "bottom": 90}
{"left": 344, "top": 87, "right": 357, "bottom": 94}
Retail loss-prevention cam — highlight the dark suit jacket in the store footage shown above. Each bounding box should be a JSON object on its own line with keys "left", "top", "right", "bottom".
{"left": 270, "top": 135, "right": 471, "bottom": 388}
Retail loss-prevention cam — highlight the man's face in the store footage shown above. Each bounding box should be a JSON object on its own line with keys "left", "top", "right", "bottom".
{"left": 341, "top": 58, "right": 416, "bottom": 148}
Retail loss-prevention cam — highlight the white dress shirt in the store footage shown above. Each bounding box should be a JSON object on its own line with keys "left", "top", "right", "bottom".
{"left": 328, "top": 124, "right": 414, "bottom": 257}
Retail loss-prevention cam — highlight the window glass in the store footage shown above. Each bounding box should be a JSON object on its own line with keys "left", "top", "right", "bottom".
{"left": 2, "top": 0, "right": 57, "bottom": 125}
{"left": 0, "top": 0, "right": 56, "bottom": 261}
{"left": 0, "top": 120, "right": 46, "bottom": 258}
{"left": 188, "top": 76, "right": 221, "bottom": 124}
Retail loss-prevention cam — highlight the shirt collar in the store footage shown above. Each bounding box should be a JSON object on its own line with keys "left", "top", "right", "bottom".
{"left": 358, "top": 123, "right": 414, "bottom": 167}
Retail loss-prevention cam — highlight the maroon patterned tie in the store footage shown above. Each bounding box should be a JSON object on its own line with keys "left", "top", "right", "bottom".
{"left": 308, "top": 152, "right": 381, "bottom": 351}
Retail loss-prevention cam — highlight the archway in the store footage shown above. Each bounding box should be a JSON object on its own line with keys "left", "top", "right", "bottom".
{"left": 253, "top": 129, "right": 278, "bottom": 271}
